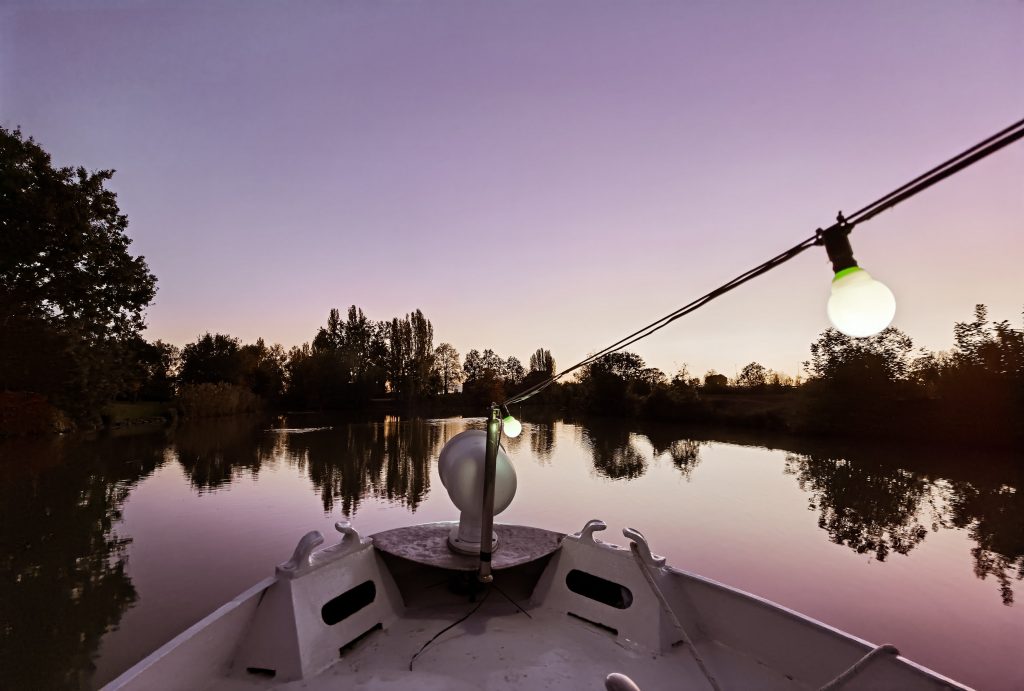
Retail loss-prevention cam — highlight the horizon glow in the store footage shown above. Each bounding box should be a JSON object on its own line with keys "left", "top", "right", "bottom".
{"left": 2, "top": 1, "right": 1021, "bottom": 379}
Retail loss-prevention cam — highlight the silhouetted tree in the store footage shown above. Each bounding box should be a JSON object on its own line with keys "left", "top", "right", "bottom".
{"left": 286, "top": 306, "right": 436, "bottom": 407}
{"left": 806, "top": 327, "right": 913, "bottom": 385}
{"left": 179, "top": 333, "right": 243, "bottom": 385}
{"left": 505, "top": 356, "right": 526, "bottom": 387}
{"left": 462, "top": 349, "right": 484, "bottom": 382}
{"left": 342, "top": 306, "right": 384, "bottom": 394}
{"left": 909, "top": 349, "right": 949, "bottom": 392}
{"left": 123, "top": 338, "right": 179, "bottom": 401}
{"left": 462, "top": 348, "right": 507, "bottom": 406}
{"left": 407, "top": 309, "right": 434, "bottom": 399}
{"left": 737, "top": 362, "right": 768, "bottom": 389}
{"left": 0, "top": 127, "right": 157, "bottom": 420}
{"left": 285, "top": 344, "right": 325, "bottom": 408}
{"left": 529, "top": 348, "right": 555, "bottom": 374}
{"left": 481, "top": 349, "right": 504, "bottom": 376}
{"left": 238, "top": 339, "right": 287, "bottom": 402}
{"left": 634, "top": 366, "right": 667, "bottom": 395}
{"left": 932, "top": 305, "right": 1024, "bottom": 442}
{"left": 432, "top": 343, "right": 463, "bottom": 394}
{"left": 703, "top": 370, "right": 728, "bottom": 391}
{"left": 585, "top": 352, "right": 645, "bottom": 381}
{"left": 767, "top": 370, "right": 794, "bottom": 388}
{"left": 377, "top": 310, "right": 434, "bottom": 398}
{"left": 800, "top": 327, "right": 915, "bottom": 435}
{"left": 515, "top": 348, "right": 559, "bottom": 400}
{"left": 575, "top": 351, "right": 654, "bottom": 414}
{"left": 325, "top": 308, "right": 344, "bottom": 349}
{"left": 669, "top": 364, "right": 701, "bottom": 395}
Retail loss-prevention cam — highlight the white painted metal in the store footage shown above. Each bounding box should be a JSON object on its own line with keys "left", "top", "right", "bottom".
{"left": 437, "top": 429, "right": 517, "bottom": 553}
{"left": 531, "top": 521, "right": 682, "bottom": 652}
{"left": 102, "top": 577, "right": 275, "bottom": 691}
{"left": 232, "top": 523, "right": 404, "bottom": 682}
{"left": 103, "top": 518, "right": 972, "bottom": 691}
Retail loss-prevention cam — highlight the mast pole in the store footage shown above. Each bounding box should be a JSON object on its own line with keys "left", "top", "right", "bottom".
{"left": 478, "top": 404, "right": 500, "bottom": 583}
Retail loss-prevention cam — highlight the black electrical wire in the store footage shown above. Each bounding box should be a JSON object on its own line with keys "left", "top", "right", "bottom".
{"left": 408, "top": 587, "right": 492, "bottom": 671}
{"left": 505, "top": 237, "right": 818, "bottom": 404}
{"left": 847, "top": 117, "right": 1024, "bottom": 226}
{"left": 504, "top": 116, "right": 1024, "bottom": 407}
{"left": 492, "top": 581, "right": 533, "bottom": 619}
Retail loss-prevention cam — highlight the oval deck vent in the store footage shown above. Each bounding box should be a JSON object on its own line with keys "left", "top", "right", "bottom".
{"left": 321, "top": 580, "right": 376, "bottom": 625}
{"left": 565, "top": 569, "right": 633, "bottom": 609}
{"left": 246, "top": 667, "right": 276, "bottom": 678}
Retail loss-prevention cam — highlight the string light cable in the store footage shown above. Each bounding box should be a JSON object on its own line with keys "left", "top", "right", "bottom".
{"left": 504, "top": 116, "right": 1024, "bottom": 407}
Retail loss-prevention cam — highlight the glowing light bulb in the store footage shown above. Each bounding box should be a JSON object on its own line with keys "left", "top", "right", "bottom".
{"left": 827, "top": 267, "right": 896, "bottom": 338}
{"left": 502, "top": 415, "right": 522, "bottom": 438}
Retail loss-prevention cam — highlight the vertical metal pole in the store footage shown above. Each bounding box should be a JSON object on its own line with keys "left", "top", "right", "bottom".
{"left": 478, "top": 404, "right": 500, "bottom": 583}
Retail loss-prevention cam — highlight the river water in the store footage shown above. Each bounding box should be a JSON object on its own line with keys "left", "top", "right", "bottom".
{"left": 1, "top": 414, "right": 1021, "bottom": 690}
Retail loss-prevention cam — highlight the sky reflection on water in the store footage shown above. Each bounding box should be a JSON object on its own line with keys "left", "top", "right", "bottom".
{"left": 0, "top": 415, "right": 1021, "bottom": 689}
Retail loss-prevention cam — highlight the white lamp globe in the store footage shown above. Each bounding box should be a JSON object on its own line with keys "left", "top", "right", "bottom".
{"left": 438, "top": 429, "right": 518, "bottom": 552}
{"left": 827, "top": 267, "right": 896, "bottom": 338}
{"left": 502, "top": 415, "right": 522, "bottom": 438}
{"left": 438, "top": 429, "right": 518, "bottom": 554}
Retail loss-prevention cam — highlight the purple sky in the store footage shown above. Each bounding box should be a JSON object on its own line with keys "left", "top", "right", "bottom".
{"left": 3, "top": 1, "right": 1022, "bottom": 379}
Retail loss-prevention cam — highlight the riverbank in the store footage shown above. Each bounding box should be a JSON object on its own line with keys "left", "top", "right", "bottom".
{"left": 5, "top": 387, "right": 1021, "bottom": 452}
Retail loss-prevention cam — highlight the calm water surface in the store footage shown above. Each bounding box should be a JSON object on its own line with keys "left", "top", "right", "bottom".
{"left": 1, "top": 415, "right": 1022, "bottom": 690}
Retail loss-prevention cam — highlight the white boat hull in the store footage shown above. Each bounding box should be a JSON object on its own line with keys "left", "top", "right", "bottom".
{"left": 104, "top": 520, "right": 968, "bottom": 690}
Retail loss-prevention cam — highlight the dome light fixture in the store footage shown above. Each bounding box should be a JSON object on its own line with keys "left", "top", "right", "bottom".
{"left": 437, "top": 429, "right": 517, "bottom": 555}
{"left": 818, "top": 216, "right": 896, "bottom": 338}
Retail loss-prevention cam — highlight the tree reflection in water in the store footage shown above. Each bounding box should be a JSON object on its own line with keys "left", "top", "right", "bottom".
{"left": 172, "top": 415, "right": 273, "bottom": 490}
{"left": 945, "top": 480, "right": 1024, "bottom": 605}
{"left": 0, "top": 433, "right": 164, "bottom": 689}
{"left": 3, "top": 416, "right": 1020, "bottom": 691}
{"left": 168, "top": 417, "right": 1024, "bottom": 607}
{"left": 632, "top": 422, "right": 705, "bottom": 479}
{"left": 168, "top": 415, "right": 447, "bottom": 514}
{"left": 592, "top": 420, "right": 1021, "bottom": 607}
{"left": 784, "top": 453, "right": 932, "bottom": 561}
{"left": 668, "top": 439, "right": 704, "bottom": 479}
{"left": 279, "top": 416, "right": 445, "bottom": 514}
{"left": 581, "top": 423, "right": 647, "bottom": 480}
{"left": 784, "top": 446, "right": 1023, "bottom": 605}
{"left": 528, "top": 419, "right": 557, "bottom": 463}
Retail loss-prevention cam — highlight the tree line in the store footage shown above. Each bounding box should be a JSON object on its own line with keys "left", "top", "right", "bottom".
{"left": 114, "top": 316, "right": 561, "bottom": 416}
{"left": 70, "top": 301, "right": 1024, "bottom": 449}
{"left": 2, "top": 126, "right": 1021, "bottom": 444}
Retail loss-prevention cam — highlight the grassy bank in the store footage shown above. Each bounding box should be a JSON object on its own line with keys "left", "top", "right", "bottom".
{"left": 101, "top": 401, "right": 176, "bottom": 426}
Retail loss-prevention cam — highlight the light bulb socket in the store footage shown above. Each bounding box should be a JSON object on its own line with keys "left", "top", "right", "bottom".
{"left": 817, "top": 218, "right": 858, "bottom": 274}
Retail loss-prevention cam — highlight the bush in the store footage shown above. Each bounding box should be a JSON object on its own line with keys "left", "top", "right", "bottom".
{"left": 0, "top": 392, "right": 74, "bottom": 435}
{"left": 176, "top": 382, "right": 263, "bottom": 418}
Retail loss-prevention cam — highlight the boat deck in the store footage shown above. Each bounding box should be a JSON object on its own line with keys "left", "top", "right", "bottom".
{"left": 212, "top": 591, "right": 802, "bottom": 690}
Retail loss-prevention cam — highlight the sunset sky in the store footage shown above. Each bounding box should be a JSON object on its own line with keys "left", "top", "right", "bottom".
{"left": 3, "top": 1, "right": 1022, "bottom": 379}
